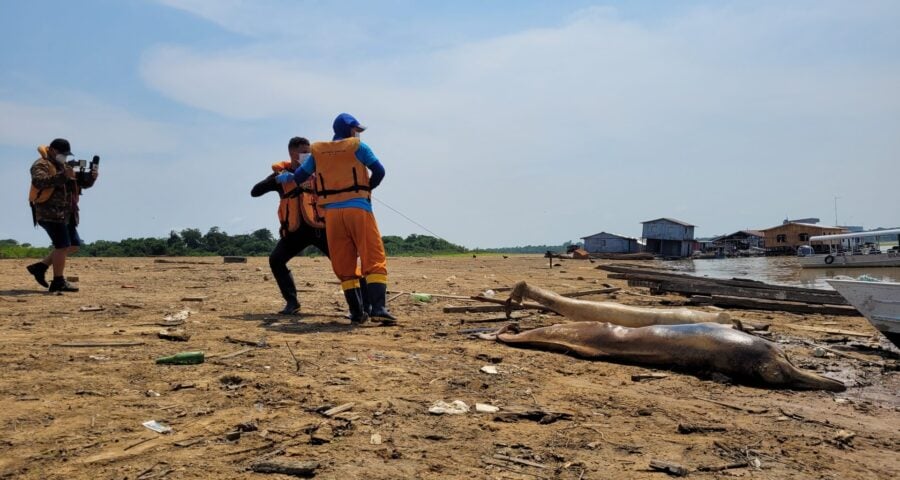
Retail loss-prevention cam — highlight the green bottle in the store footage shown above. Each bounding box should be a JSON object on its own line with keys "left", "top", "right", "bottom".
{"left": 156, "top": 351, "right": 204, "bottom": 365}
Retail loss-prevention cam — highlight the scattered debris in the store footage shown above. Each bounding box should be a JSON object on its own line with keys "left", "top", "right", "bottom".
{"left": 480, "top": 365, "right": 499, "bottom": 375}
{"left": 79, "top": 305, "right": 105, "bottom": 312}
{"left": 158, "top": 329, "right": 191, "bottom": 342}
{"left": 250, "top": 459, "right": 319, "bottom": 477}
{"left": 493, "top": 406, "right": 573, "bottom": 424}
{"left": 476, "top": 403, "right": 500, "bottom": 413}
{"left": 693, "top": 396, "right": 768, "bottom": 414}
{"left": 53, "top": 341, "right": 145, "bottom": 348}
{"left": 677, "top": 423, "right": 727, "bottom": 434}
{"left": 142, "top": 420, "right": 172, "bottom": 434}
{"left": 322, "top": 403, "right": 355, "bottom": 417}
{"left": 156, "top": 351, "right": 205, "bottom": 365}
{"left": 631, "top": 372, "right": 668, "bottom": 382}
{"left": 370, "top": 433, "right": 382, "bottom": 445}
{"left": 429, "top": 400, "right": 470, "bottom": 415}
{"left": 649, "top": 459, "right": 689, "bottom": 477}
{"left": 163, "top": 310, "right": 191, "bottom": 322}
{"left": 180, "top": 296, "right": 207, "bottom": 302}
{"left": 225, "top": 335, "right": 268, "bottom": 347}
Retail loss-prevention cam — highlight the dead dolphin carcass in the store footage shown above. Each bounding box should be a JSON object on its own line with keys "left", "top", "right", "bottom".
{"left": 507, "top": 281, "right": 730, "bottom": 327}
{"left": 480, "top": 322, "right": 846, "bottom": 391}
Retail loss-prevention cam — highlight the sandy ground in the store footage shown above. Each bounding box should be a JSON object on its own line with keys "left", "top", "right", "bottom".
{"left": 0, "top": 255, "right": 898, "bottom": 480}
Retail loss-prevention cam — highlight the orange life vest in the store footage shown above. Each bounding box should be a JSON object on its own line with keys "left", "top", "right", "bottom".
{"left": 29, "top": 145, "right": 57, "bottom": 204}
{"left": 271, "top": 161, "right": 325, "bottom": 236}
{"left": 310, "top": 137, "right": 370, "bottom": 205}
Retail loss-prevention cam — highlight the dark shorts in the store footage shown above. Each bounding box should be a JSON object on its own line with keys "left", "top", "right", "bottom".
{"left": 38, "top": 221, "right": 82, "bottom": 249}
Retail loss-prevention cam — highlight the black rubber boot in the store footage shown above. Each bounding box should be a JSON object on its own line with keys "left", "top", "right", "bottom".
{"left": 273, "top": 267, "right": 300, "bottom": 315}
{"left": 344, "top": 288, "right": 369, "bottom": 324}
{"left": 26, "top": 262, "right": 49, "bottom": 288}
{"left": 49, "top": 276, "right": 78, "bottom": 293}
{"left": 366, "top": 281, "right": 397, "bottom": 325}
{"left": 359, "top": 277, "right": 372, "bottom": 315}
{"left": 279, "top": 296, "right": 301, "bottom": 315}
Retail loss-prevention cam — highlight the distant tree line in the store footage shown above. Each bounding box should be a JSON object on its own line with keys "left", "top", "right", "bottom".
{"left": 1, "top": 229, "right": 468, "bottom": 258}
{"left": 478, "top": 240, "right": 582, "bottom": 254}
{"left": 2, "top": 229, "right": 581, "bottom": 259}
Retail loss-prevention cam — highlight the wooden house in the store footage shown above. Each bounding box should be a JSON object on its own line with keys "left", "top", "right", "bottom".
{"left": 760, "top": 222, "right": 846, "bottom": 254}
{"left": 641, "top": 218, "right": 695, "bottom": 258}
{"left": 581, "top": 232, "right": 640, "bottom": 254}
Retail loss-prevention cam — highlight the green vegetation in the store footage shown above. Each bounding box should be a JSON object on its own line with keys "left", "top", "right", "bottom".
{"left": 0, "top": 239, "right": 51, "bottom": 259}
{"left": 479, "top": 240, "right": 582, "bottom": 254}
{"left": 2, "top": 229, "right": 470, "bottom": 258}
{"left": 3, "top": 229, "right": 582, "bottom": 258}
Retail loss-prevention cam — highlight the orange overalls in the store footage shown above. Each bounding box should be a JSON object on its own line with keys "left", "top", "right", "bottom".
{"left": 311, "top": 138, "right": 388, "bottom": 292}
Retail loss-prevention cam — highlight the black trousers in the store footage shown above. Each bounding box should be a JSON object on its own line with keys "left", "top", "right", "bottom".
{"left": 270, "top": 225, "right": 329, "bottom": 302}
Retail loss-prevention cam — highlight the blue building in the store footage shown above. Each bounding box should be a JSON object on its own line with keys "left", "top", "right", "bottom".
{"left": 581, "top": 232, "right": 641, "bottom": 254}
{"left": 641, "top": 218, "right": 696, "bottom": 258}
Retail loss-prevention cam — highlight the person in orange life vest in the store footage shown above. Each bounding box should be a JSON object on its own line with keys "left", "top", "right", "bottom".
{"left": 276, "top": 113, "right": 396, "bottom": 325}
{"left": 251, "top": 137, "right": 331, "bottom": 315}
{"left": 27, "top": 138, "right": 98, "bottom": 293}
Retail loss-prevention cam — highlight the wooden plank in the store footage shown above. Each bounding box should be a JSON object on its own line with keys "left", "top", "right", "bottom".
{"left": 250, "top": 460, "right": 318, "bottom": 477}
{"left": 53, "top": 341, "right": 145, "bottom": 347}
{"left": 785, "top": 324, "right": 873, "bottom": 338}
{"left": 560, "top": 287, "right": 620, "bottom": 298}
{"left": 598, "top": 265, "right": 846, "bottom": 299}
{"left": 644, "top": 278, "right": 845, "bottom": 305}
{"left": 688, "top": 295, "right": 859, "bottom": 316}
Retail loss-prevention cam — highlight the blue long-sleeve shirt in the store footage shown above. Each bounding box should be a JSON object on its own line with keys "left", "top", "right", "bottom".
{"left": 291, "top": 141, "right": 384, "bottom": 212}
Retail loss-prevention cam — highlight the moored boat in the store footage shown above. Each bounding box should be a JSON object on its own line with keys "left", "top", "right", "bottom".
{"left": 799, "top": 228, "right": 900, "bottom": 268}
{"left": 827, "top": 278, "right": 900, "bottom": 347}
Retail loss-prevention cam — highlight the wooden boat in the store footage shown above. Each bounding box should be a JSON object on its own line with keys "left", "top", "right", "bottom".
{"left": 800, "top": 228, "right": 900, "bottom": 268}
{"left": 827, "top": 278, "right": 900, "bottom": 347}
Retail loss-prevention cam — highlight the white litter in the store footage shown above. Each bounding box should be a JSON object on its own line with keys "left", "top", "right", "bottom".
{"left": 475, "top": 403, "right": 499, "bottom": 413}
{"left": 480, "top": 365, "right": 499, "bottom": 375}
{"left": 163, "top": 309, "right": 191, "bottom": 322}
{"left": 142, "top": 420, "right": 172, "bottom": 434}
{"left": 428, "top": 400, "right": 470, "bottom": 415}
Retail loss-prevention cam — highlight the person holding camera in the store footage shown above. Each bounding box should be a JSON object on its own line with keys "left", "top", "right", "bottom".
{"left": 26, "top": 138, "right": 99, "bottom": 293}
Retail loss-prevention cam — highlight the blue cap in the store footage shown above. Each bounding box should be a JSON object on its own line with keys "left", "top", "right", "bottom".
{"left": 332, "top": 113, "right": 366, "bottom": 140}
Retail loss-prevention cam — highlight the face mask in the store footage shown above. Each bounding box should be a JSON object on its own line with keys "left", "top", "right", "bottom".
{"left": 55, "top": 154, "right": 67, "bottom": 163}
{"left": 298, "top": 153, "right": 311, "bottom": 162}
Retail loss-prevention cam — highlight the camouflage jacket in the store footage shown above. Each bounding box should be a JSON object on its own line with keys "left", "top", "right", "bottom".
{"left": 30, "top": 154, "right": 96, "bottom": 225}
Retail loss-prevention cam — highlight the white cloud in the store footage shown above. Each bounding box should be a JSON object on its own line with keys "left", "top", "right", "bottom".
{"left": 0, "top": 97, "right": 179, "bottom": 156}
{"left": 21, "top": 0, "right": 891, "bottom": 247}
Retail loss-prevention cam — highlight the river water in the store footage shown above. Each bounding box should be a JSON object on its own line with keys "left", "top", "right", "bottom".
{"left": 664, "top": 256, "right": 900, "bottom": 289}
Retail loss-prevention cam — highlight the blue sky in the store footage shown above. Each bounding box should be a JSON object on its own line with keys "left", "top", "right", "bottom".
{"left": 1, "top": 0, "right": 898, "bottom": 248}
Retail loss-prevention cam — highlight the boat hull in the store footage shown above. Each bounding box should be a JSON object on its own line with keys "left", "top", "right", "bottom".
{"left": 800, "top": 253, "right": 900, "bottom": 269}
{"left": 827, "top": 279, "right": 900, "bottom": 347}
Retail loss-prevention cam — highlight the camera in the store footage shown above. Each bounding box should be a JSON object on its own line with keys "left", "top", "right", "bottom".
{"left": 66, "top": 155, "right": 100, "bottom": 184}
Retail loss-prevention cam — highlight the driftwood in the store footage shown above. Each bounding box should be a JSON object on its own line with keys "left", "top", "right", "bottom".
{"left": 786, "top": 324, "right": 873, "bottom": 337}
{"left": 53, "top": 341, "right": 145, "bottom": 347}
{"left": 250, "top": 460, "right": 318, "bottom": 477}
{"left": 649, "top": 459, "right": 689, "bottom": 477}
{"left": 444, "top": 302, "right": 552, "bottom": 314}
{"left": 689, "top": 295, "right": 859, "bottom": 316}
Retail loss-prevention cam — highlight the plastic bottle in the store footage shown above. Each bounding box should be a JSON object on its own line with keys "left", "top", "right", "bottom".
{"left": 156, "top": 351, "right": 204, "bottom": 365}
{"left": 410, "top": 293, "right": 432, "bottom": 303}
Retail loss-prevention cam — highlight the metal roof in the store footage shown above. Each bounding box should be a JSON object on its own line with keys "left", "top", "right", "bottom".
{"left": 640, "top": 218, "right": 695, "bottom": 227}
{"left": 581, "top": 231, "right": 637, "bottom": 240}
{"left": 810, "top": 228, "right": 900, "bottom": 242}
